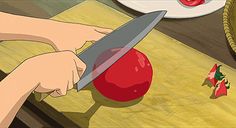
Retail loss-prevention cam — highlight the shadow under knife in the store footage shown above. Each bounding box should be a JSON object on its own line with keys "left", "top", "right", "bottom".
{"left": 62, "top": 83, "right": 143, "bottom": 128}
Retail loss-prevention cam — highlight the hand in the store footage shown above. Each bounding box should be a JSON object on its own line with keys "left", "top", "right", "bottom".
{"left": 0, "top": 51, "right": 85, "bottom": 126}
{"left": 22, "top": 51, "right": 86, "bottom": 97}
{"left": 0, "top": 12, "right": 112, "bottom": 52}
{"left": 47, "top": 22, "right": 112, "bottom": 52}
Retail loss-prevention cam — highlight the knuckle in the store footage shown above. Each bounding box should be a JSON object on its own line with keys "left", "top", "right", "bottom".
{"left": 73, "top": 73, "right": 80, "bottom": 84}
{"left": 63, "top": 50, "right": 75, "bottom": 57}
{"left": 60, "top": 88, "right": 67, "bottom": 96}
{"left": 76, "top": 58, "right": 87, "bottom": 71}
{"left": 50, "top": 91, "right": 59, "bottom": 97}
{"left": 68, "top": 85, "right": 73, "bottom": 90}
{"left": 81, "top": 61, "right": 87, "bottom": 70}
{"left": 61, "top": 91, "right": 67, "bottom": 96}
{"left": 50, "top": 94, "right": 58, "bottom": 98}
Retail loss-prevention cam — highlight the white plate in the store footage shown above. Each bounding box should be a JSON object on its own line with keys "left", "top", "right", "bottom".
{"left": 117, "top": 0, "right": 226, "bottom": 18}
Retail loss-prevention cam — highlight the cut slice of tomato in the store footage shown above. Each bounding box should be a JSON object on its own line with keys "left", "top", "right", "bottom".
{"left": 179, "top": 0, "right": 205, "bottom": 6}
{"left": 207, "top": 64, "right": 218, "bottom": 86}
{"left": 214, "top": 80, "right": 227, "bottom": 98}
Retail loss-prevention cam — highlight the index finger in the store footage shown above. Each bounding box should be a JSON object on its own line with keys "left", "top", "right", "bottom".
{"left": 94, "top": 27, "right": 113, "bottom": 34}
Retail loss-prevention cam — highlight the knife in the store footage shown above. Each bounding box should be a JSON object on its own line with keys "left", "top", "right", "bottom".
{"left": 35, "top": 10, "right": 166, "bottom": 101}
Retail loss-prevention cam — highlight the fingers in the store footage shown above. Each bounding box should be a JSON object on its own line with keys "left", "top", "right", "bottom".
{"left": 33, "top": 51, "right": 87, "bottom": 98}
{"left": 73, "top": 56, "right": 87, "bottom": 77}
{"left": 87, "top": 27, "right": 112, "bottom": 42}
{"left": 67, "top": 79, "right": 74, "bottom": 90}
{"left": 51, "top": 84, "right": 67, "bottom": 97}
{"left": 50, "top": 90, "right": 63, "bottom": 97}
{"left": 72, "top": 70, "right": 80, "bottom": 85}
{"left": 94, "top": 27, "right": 113, "bottom": 34}
{"left": 49, "top": 52, "right": 86, "bottom": 98}
{"left": 50, "top": 80, "right": 74, "bottom": 97}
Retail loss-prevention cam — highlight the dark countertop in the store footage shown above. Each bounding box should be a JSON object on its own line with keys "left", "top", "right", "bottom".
{"left": 0, "top": 0, "right": 235, "bottom": 127}
{"left": 100, "top": 0, "right": 236, "bottom": 68}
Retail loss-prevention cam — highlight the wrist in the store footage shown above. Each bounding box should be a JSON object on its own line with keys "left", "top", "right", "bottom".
{"left": 0, "top": 61, "right": 39, "bottom": 97}
{"left": 0, "top": 59, "right": 39, "bottom": 127}
{"left": 0, "top": 12, "right": 59, "bottom": 50}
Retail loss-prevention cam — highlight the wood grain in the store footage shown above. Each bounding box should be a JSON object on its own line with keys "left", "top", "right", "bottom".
{"left": 1, "top": 1, "right": 236, "bottom": 127}
{"left": 100, "top": 0, "right": 236, "bottom": 68}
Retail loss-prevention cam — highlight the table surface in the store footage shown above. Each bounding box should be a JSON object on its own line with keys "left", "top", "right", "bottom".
{"left": 0, "top": 0, "right": 235, "bottom": 127}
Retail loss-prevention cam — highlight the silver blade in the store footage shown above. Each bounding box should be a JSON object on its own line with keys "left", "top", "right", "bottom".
{"left": 76, "top": 10, "right": 166, "bottom": 91}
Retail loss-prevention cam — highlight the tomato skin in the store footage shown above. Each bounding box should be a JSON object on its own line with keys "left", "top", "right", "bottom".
{"left": 214, "top": 80, "right": 227, "bottom": 98}
{"left": 93, "top": 48, "right": 153, "bottom": 102}
{"left": 179, "top": 0, "right": 205, "bottom": 6}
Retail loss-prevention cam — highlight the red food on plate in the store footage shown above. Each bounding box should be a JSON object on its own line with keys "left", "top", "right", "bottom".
{"left": 93, "top": 48, "right": 153, "bottom": 102}
{"left": 179, "top": 0, "right": 205, "bottom": 7}
{"left": 214, "top": 80, "right": 227, "bottom": 98}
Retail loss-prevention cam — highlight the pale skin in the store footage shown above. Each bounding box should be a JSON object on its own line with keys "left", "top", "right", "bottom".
{"left": 0, "top": 12, "right": 112, "bottom": 127}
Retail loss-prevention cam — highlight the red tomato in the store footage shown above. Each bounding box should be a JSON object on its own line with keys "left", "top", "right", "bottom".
{"left": 179, "top": 0, "right": 205, "bottom": 6}
{"left": 93, "top": 48, "right": 153, "bottom": 102}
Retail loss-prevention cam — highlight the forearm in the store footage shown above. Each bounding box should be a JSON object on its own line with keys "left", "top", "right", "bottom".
{"left": 0, "top": 63, "right": 37, "bottom": 127}
{"left": 0, "top": 12, "right": 60, "bottom": 49}
{"left": 0, "top": 12, "right": 111, "bottom": 52}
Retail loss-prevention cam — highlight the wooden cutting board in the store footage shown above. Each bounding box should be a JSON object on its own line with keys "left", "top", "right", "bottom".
{"left": 1, "top": 1, "right": 236, "bottom": 127}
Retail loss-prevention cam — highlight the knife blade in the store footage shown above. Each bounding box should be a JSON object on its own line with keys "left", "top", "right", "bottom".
{"left": 34, "top": 10, "right": 166, "bottom": 101}
{"left": 77, "top": 10, "right": 166, "bottom": 91}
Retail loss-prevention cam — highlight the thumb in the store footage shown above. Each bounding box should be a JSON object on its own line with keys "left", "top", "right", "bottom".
{"left": 88, "top": 27, "right": 112, "bottom": 42}
{"left": 73, "top": 57, "right": 87, "bottom": 77}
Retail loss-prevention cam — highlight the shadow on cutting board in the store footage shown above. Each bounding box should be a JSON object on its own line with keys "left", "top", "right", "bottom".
{"left": 201, "top": 78, "right": 213, "bottom": 88}
{"left": 62, "top": 83, "right": 143, "bottom": 128}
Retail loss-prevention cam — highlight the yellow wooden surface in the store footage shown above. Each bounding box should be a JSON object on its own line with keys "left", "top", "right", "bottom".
{"left": 1, "top": 1, "right": 236, "bottom": 127}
